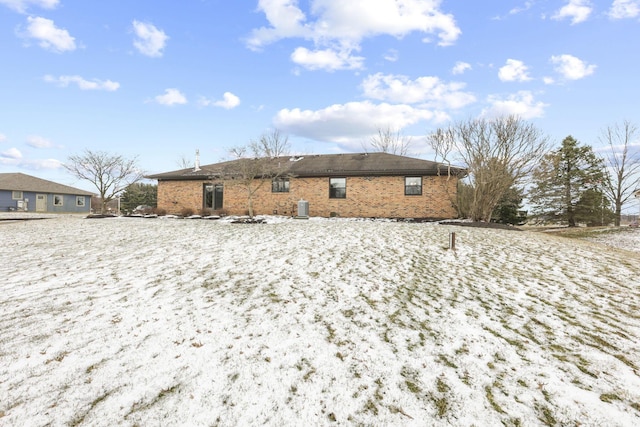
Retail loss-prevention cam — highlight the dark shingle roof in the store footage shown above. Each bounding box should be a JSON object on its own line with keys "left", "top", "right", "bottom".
{"left": 147, "top": 152, "right": 466, "bottom": 180}
{"left": 0, "top": 173, "right": 94, "bottom": 196}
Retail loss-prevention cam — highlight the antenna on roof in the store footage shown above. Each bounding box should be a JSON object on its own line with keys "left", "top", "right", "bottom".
{"left": 194, "top": 149, "right": 201, "bottom": 172}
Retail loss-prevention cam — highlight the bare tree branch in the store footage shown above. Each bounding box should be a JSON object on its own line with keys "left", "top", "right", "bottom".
{"left": 366, "top": 126, "right": 413, "bottom": 156}
{"left": 598, "top": 120, "right": 640, "bottom": 226}
{"left": 63, "top": 150, "right": 144, "bottom": 214}
{"left": 225, "top": 130, "right": 291, "bottom": 218}
{"left": 429, "top": 116, "right": 549, "bottom": 222}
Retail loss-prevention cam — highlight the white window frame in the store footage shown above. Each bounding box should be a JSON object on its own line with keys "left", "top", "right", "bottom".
{"left": 53, "top": 195, "right": 64, "bottom": 206}
{"left": 12, "top": 191, "right": 23, "bottom": 200}
{"left": 76, "top": 196, "right": 86, "bottom": 207}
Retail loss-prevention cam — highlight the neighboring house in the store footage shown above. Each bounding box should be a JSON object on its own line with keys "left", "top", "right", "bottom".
{"left": 0, "top": 173, "right": 93, "bottom": 214}
{"left": 148, "top": 152, "right": 466, "bottom": 219}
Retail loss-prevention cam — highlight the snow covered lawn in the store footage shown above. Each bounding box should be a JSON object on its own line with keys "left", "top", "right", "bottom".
{"left": 1, "top": 216, "right": 639, "bottom": 426}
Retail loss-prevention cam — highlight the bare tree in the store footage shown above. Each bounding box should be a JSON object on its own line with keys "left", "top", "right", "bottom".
{"left": 598, "top": 120, "right": 640, "bottom": 226}
{"left": 429, "top": 116, "right": 549, "bottom": 222}
{"left": 427, "top": 127, "right": 465, "bottom": 215}
{"left": 365, "top": 126, "right": 413, "bottom": 156}
{"left": 176, "top": 153, "right": 193, "bottom": 169}
{"left": 64, "top": 150, "right": 144, "bottom": 214}
{"left": 256, "top": 129, "right": 290, "bottom": 157}
{"left": 226, "top": 130, "right": 291, "bottom": 218}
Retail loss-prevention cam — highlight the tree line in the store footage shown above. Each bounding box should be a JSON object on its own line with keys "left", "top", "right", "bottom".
{"left": 63, "top": 118, "right": 639, "bottom": 226}
{"left": 429, "top": 117, "right": 639, "bottom": 227}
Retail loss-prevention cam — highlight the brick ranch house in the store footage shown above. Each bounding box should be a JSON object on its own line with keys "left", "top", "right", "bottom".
{"left": 147, "top": 152, "right": 466, "bottom": 219}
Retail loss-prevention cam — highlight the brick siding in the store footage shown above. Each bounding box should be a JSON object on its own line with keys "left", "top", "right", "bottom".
{"left": 157, "top": 175, "right": 458, "bottom": 219}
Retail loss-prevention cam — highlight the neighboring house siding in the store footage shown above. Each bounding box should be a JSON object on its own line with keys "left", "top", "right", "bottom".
{"left": 44, "top": 193, "right": 90, "bottom": 214}
{"left": 0, "top": 191, "right": 15, "bottom": 211}
{"left": 0, "top": 173, "right": 92, "bottom": 213}
{"left": 157, "top": 175, "right": 457, "bottom": 218}
{"left": 0, "top": 191, "right": 90, "bottom": 213}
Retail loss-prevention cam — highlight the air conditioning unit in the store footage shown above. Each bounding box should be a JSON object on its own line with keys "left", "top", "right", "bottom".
{"left": 16, "top": 200, "right": 25, "bottom": 210}
{"left": 296, "top": 199, "right": 309, "bottom": 219}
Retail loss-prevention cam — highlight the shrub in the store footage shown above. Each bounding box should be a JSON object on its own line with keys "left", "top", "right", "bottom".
{"left": 181, "top": 207, "right": 194, "bottom": 217}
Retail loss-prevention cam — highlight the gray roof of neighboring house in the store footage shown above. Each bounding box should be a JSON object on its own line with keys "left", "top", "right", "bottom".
{"left": 147, "top": 152, "right": 466, "bottom": 180}
{"left": 0, "top": 173, "right": 94, "bottom": 196}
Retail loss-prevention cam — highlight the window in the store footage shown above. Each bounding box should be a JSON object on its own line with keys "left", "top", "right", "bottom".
{"left": 53, "top": 195, "right": 64, "bottom": 206}
{"left": 204, "top": 184, "right": 224, "bottom": 210}
{"left": 329, "top": 178, "right": 346, "bottom": 199}
{"left": 12, "top": 191, "right": 23, "bottom": 200}
{"left": 272, "top": 177, "right": 290, "bottom": 193}
{"left": 76, "top": 196, "right": 86, "bottom": 207}
{"left": 405, "top": 177, "right": 422, "bottom": 195}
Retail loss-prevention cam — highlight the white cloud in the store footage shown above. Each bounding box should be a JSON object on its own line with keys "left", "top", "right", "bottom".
{"left": 247, "top": 0, "right": 461, "bottom": 69}
{"left": 0, "top": 133, "right": 7, "bottom": 143}
{"left": 200, "top": 92, "right": 241, "bottom": 109}
{"left": 550, "top": 54, "right": 596, "bottom": 80}
{"left": 498, "top": 59, "right": 532, "bottom": 82}
{"left": 0, "top": 148, "right": 62, "bottom": 169}
{"left": 24, "top": 158, "right": 62, "bottom": 169}
{"left": 508, "top": 1, "right": 534, "bottom": 16}
{"left": 360, "top": 73, "right": 475, "bottom": 109}
{"left": 609, "top": 0, "right": 640, "bottom": 19}
{"left": 482, "top": 91, "right": 548, "bottom": 119}
{"left": 273, "top": 100, "right": 448, "bottom": 146}
{"left": 44, "top": 75, "right": 120, "bottom": 91}
{"left": 23, "top": 16, "right": 76, "bottom": 52}
{"left": 291, "top": 46, "right": 364, "bottom": 71}
{"left": 247, "top": 0, "right": 311, "bottom": 48}
{"left": 26, "top": 135, "right": 53, "bottom": 148}
{"left": 452, "top": 61, "right": 471, "bottom": 75}
{"left": 383, "top": 49, "right": 399, "bottom": 62}
{"left": 153, "top": 88, "right": 187, "bottom": 106}
{"left": 1, "top": 147, "right": 22, "bottom": 159}
{"left": 132, "top": 20, "right": 168, "bottom": 57}
{"left": 552, "top": 0, "right": 592, "bottom": 24}
{"left": 0, "top": 0, "right": 58, "bottom": 13}
{"left": 215, "top": 92, "right": 241, "bottom": 109}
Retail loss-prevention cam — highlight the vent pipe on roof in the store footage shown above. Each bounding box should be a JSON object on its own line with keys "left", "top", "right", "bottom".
{"left": 194, "top": 149, "right": 201, "bottom": 172}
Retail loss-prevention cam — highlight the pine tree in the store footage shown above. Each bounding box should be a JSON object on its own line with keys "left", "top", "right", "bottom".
{"left": 120, "top": 183, "right": 157, "bottom": 213}
{"left": 492, "top": 186, "right": 526, "bottom": 225}
{"left": 574, "top": 188, "right": 615, "bottom": 226}
{"left": 529, "top": 136, "right": 604, "bottom": 226}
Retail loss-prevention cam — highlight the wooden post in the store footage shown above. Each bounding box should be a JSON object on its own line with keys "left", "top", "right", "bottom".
{"left": 449, "top": 231, "right": 456, "bottom": 250}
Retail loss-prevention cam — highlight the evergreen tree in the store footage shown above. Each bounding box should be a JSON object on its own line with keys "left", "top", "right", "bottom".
{"left": 492, "top": 186, "right": 526, "bottom": 225}
{"left": 529, "top": 136, "right": 604, "bottom": 226}
{"left": 120, "top": 182, "right": 157, "bottom": 213}
{"left": 574, "top": 188, "right": 615, "bottom": 226}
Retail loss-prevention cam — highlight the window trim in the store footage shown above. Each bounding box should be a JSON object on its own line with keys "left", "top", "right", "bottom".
{"left": 405, "top": 176, "right": 423, "bottom": 196}
{"left": 204, "top": 183, "right": 224, "bottom": 210}
{"left": 76, "top": 196, "right": 86, "bottom": 207}
{"left": 12, "top": 191, "right": 23, "bottom": 200}
{"left": 329, "top": 177, "right": 347, "bottom": 199}
{"left": 272, "top": 177, "right": 290, "bottom": 193}
{"left": 53, "top": 194, "right": 64, "bottom": 206}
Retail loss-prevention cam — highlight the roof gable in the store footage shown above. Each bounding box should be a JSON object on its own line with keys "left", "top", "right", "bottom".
{"left": 0, "top": 173, "right": 94, "bottom": 196}
{"left": 147, "top": 152, "right": 465, "bottom": 180}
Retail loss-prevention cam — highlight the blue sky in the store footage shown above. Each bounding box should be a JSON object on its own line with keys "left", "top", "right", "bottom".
{"left": 1, "top": 0, "right": 639, "bottom": 201}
